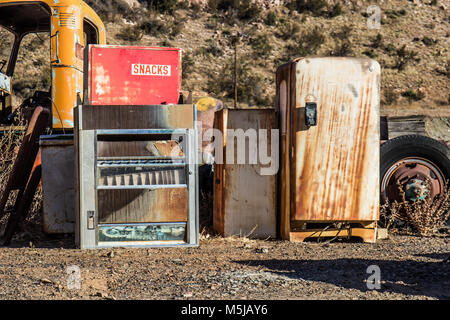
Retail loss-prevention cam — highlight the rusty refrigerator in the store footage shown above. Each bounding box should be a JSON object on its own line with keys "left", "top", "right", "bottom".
{"left": 276, "top": 57, "right": 380, "bottom": 242}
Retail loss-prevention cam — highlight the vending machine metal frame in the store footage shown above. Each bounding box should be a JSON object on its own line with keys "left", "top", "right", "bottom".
{"left": 74, "top": 104, "right": 199, "bottom": 249}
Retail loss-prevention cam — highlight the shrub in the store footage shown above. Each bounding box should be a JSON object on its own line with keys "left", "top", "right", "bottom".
{"left": 371, "top": 33, "right": 383, "bottom": 49}
{"left": 329, "top": 25, "right": 353, "bottom": 56}
{"left": 381, "top": 185, "right": 450, "bottom": 236}
{"left": 237, "top": 0, "right": 262, "bottom": 21}
{"left": 383, "top": 88, "right": 399, "bottom": 105}
{"left": 288, "top": 0, "right": 328, "bottom": 16}
{"left": 288, "top": 0, "right": 342, "bottom": 18}
{"left": 265, "top": 11, "right": 277, "bottom": 26}
{"left": 84, "top": 0, "right": 132, "bottom": 22}
{"left": 385, "top": 43, "right": 396, "bottom": 54}
{"left": 197, "top": 39, "right": 223, "bottom": 57}
{"left": 327, "top": 3, "right": 343, "bottom": 18}
{"left": 392, "top": 45, "right": 420, "bottom": 71}
{"left": 115, "top": 25, "right": 143, "bottom": 42}
{"left": 208, "top": 0, "right": 261, "bottom": 21}
{"left": 182, "top": 52, "right": 195, "bottom": 86}
{"left": 401, "top": 89, "right": 425, "bottom": 103}
{"left": 207, "top": 58, "right": 271, "bottom": 106}
{"left": 329, "top": 40, "right": 353, "bottom": 56}
{"left": 138, "top": 15, "right": 183, "bottom": 38}
{"left": 140, "top": 0, "right": 179, "bottom": 15}
{"left": 276, "top": 20, "right": 301, "bottom": 40}
{"left": 362, "top": 49, "right": 377, "bottom": 59}
{"left": 284, "top": 26, "right": 325, "bottom": 58}
{"left": 421, "top": 36, "right": 438, "bottom": 46}
{"left": 435, "top": 60, "right": 450, "bottom": 78}
{"left": 249, "top": 33, "right": 273, "bottom": 56}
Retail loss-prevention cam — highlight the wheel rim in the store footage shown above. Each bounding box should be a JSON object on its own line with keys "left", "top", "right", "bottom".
{"left": 381, "top": 157, "right": 446, "bottom": 204}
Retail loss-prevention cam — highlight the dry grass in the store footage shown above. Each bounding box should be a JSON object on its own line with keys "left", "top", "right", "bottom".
{"left": 381, "top": 184, "right": 450, "bottom": 237}
{"left": 0, "top": 115, "right": 43, "bottom": 241}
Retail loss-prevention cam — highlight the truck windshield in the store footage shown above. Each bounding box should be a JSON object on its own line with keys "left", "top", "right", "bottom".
{"left": 0, "top": 26, "right": 14, "bottom": 74}
{"left": 14, "top": 32, "right": 50, "bottom": 102}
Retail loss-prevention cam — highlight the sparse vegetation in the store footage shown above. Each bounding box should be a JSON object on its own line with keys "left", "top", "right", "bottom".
{"left": 381, "top": 186, "right": 450, "bottom": 237}
{"left": 207, "top": 57, "right": 271, "bottom": 107}
{"left": 208, "top": 0, "right": 262, "bottom": 22}
{"left": 138, "top": 14, "right": 184, "bottom": 38}
{"left": 392, "top": 45, "right": 420, "bottom": 71}
{"left": 196, "top": 39, "right": 223, "bottom": 57}
{"left": 383, "top": 88, "right": 399, "bottom": 105}
{"left": 421, "top": 36, "right": 438, "bottom": 46}
{"left": 84, "top": 0, "right": 133, "bottom": 22}
{"left": 265, "top": 10, "right": 277, "bottom": 26}
{"left": 401, "top": 89, "right": 426, "bottom": 103}
{"left": 1, "top": 1, "right": 448, "bottom": 111}
{"left": 329, "top": 25, "right": 353, "bottom": 56}
{"left": 249, "top": 33, "right": 273, "bottom": 57}
{"left": 115, "top": 25, "right": 143, "bottom": 42}
{"left": 370, "top": 33, "right": 384, "bottom": 49}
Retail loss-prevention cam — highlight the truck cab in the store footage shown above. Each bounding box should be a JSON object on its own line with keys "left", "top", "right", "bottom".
{"left": 0, "top": 0, "right": 106, "bottom": 131}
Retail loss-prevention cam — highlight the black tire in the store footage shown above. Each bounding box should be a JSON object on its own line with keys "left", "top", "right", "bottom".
{"left": 380, "top": 135, "right": 450, "bottom": 203}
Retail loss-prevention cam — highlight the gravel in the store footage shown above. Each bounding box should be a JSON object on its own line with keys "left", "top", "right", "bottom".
{"left": 0, "top": 234, "right": 448, "bottom": 300}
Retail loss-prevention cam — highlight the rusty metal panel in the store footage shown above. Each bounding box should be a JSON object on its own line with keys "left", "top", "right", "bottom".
{"left": 214, "top": 109, "right": 277, "bottom": 238}
{"left": 80, "top": 104, "right": 194, "bottom": 130}
{"left": 40, "top": 135, "right": 75, "bottom": 234}
{"left": 97, "top": 189, "right": 188, "bottom": 224}
{"left": 292, "top": 57, "right": 380, "bottom": 222}
{"left": 276, "top": 62, "right": 292, "bottom": 239}
{"left": 87, "top": 45, "right": 181, "bottom": 106}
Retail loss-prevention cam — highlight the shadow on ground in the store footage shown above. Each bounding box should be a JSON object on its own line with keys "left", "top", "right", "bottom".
{"left": 235, "top": 256, "right": 450, "bottom": 299}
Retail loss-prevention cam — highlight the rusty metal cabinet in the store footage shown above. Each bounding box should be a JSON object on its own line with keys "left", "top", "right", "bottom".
{"left": 276, "top": 57, "right": 380, "bottom": 242}
{"left": 213, "top": 108, "right": 277, "bottom": 239}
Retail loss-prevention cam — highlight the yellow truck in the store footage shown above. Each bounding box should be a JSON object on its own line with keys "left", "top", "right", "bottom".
{"left": 0, "top": 0, "right": 106, "bottom": 130}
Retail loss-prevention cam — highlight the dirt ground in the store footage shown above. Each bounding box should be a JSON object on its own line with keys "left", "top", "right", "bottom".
{"left": 0, "top": 233, "right": 448, "bottom": 300}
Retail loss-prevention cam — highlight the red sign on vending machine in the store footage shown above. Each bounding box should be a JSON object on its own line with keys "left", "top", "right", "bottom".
{"left": 87, "top": 45, "right": 181, "bottom": 105}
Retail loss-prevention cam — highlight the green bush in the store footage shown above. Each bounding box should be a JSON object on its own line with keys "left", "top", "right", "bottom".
{"left": 140, "top": 0, "right": 179, "bottom": 15}
{"left": 84, "top": 0, "right": 133, "bottom": 22}
{"left": 288, "top": 0, "right": 328, "bottom": 16}
{"left": 392, "top": 45, "right": 420, "bottom": 71}
{"left": 371, "top": 33, "right": 383, "bottom": 49}
{"left": 276, "top": 20, "right": 301, "bottom": 40}
{"left": 421, "top": 36, "right": 438, "bottom": 46}
{"left": 265, "top": 11, "right": 277, "bottom": 26}
{"left": 208, "top": 0, "right": 261, "bottom": 22}
{"left": 283, "top": 26, "right": 325, "bottom": 61}
{"left": 287, "top": 0, "right": 342, "bottom": 18}
{"left": 401, "top": 89, "right": 425, "bottom": 103}
{"left": 138, "top": 15, "right": 183, "bottom": 38}
{"left": 197, "top": 39, "right": 223, "bottom": 57}
{"left": 327, "top": 3, "right": 343, "bottom": 18}
{"left": 207, "top": 58, "right": 271, "bottom": 106}
{"left": 250, "top": 33, "right": 272, "bottom": 56}
{"left": 329, "top": 25, "right": 353, "bottom": 56}
{"left": 139, "top": 16, "right": 170, "bottom": 37}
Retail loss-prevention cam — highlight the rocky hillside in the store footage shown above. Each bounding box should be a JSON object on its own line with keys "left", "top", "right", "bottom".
{"left": 4, "top": 0, "right": 450, "bottom": 113}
